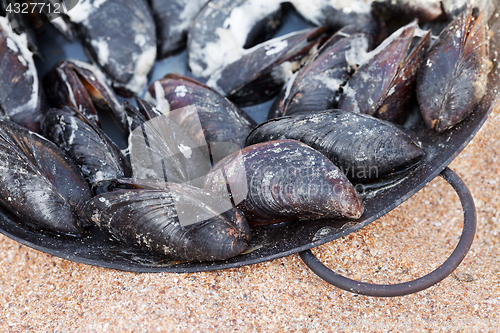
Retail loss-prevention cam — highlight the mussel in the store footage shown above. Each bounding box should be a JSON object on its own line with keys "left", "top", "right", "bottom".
{"left": 338, "top": 20, "right": 431, "bottom": 124}
{"left": 127, "top": 101, "right": 213, "bottom": 187}
{"left": 41, "top": 107, "right": 132, "bottom": 186}
{"left": 272, "top": 28, "right": 373, "bottom": 118}
{"left": 204, "top": 139, "right": 364, "bottom": 226}
{"left": 416, "top": 8, "right": 489, "bottom": 132}
{"left": 65, "top": 0, "right": 157, "bottom": 96}
{"left": 0, "top": 118, "right": 91, "bottom": 235}
{"left": 150, "top": 0, "right": 209, "bottom": 58}
{"left": 43, "top": 59, "right": 128, "bottom": 131}
{"left": 207, "top": 27, "right": 326, "bottom": 106}
{"left": 146, "top": 74, "right": 257, "bottom": 159}
{"left": 187, "top": 0, "right": 284, "bottom": 78}
{"left": 372, "top": 0, "right": 443, "bottom": 23}
{"left": 246, "top": 110, "right": 425, "bottom": 183}
{"left": 0, "top": 17, "right": 45, "bottom": 132}
{"left": 79, "top": 181, "right": 251, "bottom": 261}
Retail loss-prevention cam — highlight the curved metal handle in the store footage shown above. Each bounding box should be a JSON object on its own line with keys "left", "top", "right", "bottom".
{"left": 299, "top": 167, "right": 476, "bottom": 297}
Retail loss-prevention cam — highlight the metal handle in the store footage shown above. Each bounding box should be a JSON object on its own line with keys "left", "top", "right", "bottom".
{"left": 300, "top": 167, "right": 476, "bottom": 297}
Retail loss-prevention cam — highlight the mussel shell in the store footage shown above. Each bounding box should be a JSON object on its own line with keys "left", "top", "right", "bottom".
{"left": 42, "top": 107, "right": 132, "bottom": 185}
{"left": 44, "top": 59, "right": 128, "bottom": 131}
{"left": 279, "top": 30, "right": 373, "bottom": 117}
{"left": 206, "top": 27, "right": 326, "bottom": 106}
{"left": 0, "top": 17, "right": 45, "bottom": 132}
{"left": 147, "top": 74, "right": 257, "bottom": 157}
{"left": 66, "top": 0, "right": 157, "bottom": 96}
{"left": 0, "top": 118, "right": 91, "bottom": 235}
{"left": 416, "top": 8, "right": 489, "bottom": 132}
{"left": 204, "top": 139, "right": 364, "bottom": 226}
{"left": 128, "top": 106, "right": 213, "bottom": 186}
{"left": 338, "top": 20, "right": 430, "bottom": 123}
{"left": 187, "top": 0, "right": 284, "bottom": 78}
{"left": 245, "top": 110, "right": 425, "bottom": 183}
{"left": 151, "top": 0, "right": 209, "bottom": 58}
{"left": 372, "top": 0, "right": 443, "bottom": 23}
{"left": 79, "top": 183, "right": 251, "bottom": 261}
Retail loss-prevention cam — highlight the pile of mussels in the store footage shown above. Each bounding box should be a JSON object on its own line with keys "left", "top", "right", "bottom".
{"left": 0, "top": 0, "right": 496, "bottom": 262}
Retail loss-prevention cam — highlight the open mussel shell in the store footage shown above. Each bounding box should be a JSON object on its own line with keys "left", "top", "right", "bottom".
{"left": 0, "top": 17, "right": 45, "bottom": 132}
{"left": 65, "top": 0, "right": 156, "bottom": 96}
{"left": 41, "top": 107, "right": 132, "bottom": 186}
{"left": 146, "top": 74, "right": 257, "bottom": 155}
{"left": 79, "top": 182, "right": 251, "bottom": 262}
{"left": 206, "top": 27, "right": 326, "bottom": 106}
{"left": 44, "top": 59, "right": 128, "bottom": 131}
{"left": 0, "top": 118, "right": 91, "bottom": 235}
{"left": 150, "top": 0, "right": 209, "bottom": 58}
{"left": 204, "top": 139, "right": 364, "bottom": 226}
{"left": 416, "top": 8, "right": 489, "bottom": 132}
{"left": 276, "top": 28, "right": 373, "bottom": 117}
{"left": 338, "top": 20, "right": 431, "bottom": 124}
{"left": 246, "top": 110, "right": 425, "bottom": 183}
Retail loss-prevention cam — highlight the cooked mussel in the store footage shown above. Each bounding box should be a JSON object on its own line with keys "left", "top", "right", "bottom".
{"left": 43, "top": 59, "right": 128, "bottom": 131}
{"left": 204, "top": 139, "right": 364, "bottom": 226}
{"left": 274, "top": 28, "right": 373, "bottom": 118}
{"left": 372, "top": 0, "right": 443, "bottom": 23}
{"left": 416, "top": 8, "right": 489, "bottom": 132}
{"left": 207, "top": 27, "right": 326, "bottom": 106}
{"left": 79, "top": 181, "right": 251, "bottom": 261}
{"left": 146, "top": 74, "right": 257, "bottom": 159}
{"left": 187, "top": 0, "right": 284, "bottom": 78}
{"left": 41, "top": 107, "right": 132, "bottom": 185}
{"left": 150, "top": 0, "right": 209, "bottom": 58}
{"left": 65, "top": 0, "right": 156, "bottom": 96}
{"left": 126, "top": 101, "right": 213, "bottom": 186}
{"left": 338, "top": 20, "right": 431, "bottom": 124}
{"left": 0, "top": 118, "right": 91, "bottom": 235}
{"left": 0, "top": 17, "right": 45, "bottom": 132}
{"left": 246, "top": 110, "right": 425, "bottom": 183}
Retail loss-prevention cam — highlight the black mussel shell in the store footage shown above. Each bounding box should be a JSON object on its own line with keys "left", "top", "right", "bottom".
{"left": 278, "top": 29, "right": 373, "bottom": 117}
{"left": 127, "top": 105, "right": 213, "bottom": 186}
{"left": 150, "top": 0, "right": 209, "bottom": 58}
{"left": 416, "top": 8, "right": 489, "bottom": 132}
{"left": 187, "top": 0, "right": 284, "bottom": 78}
{"left": 372, "top": 0, "right": 443, "bottom": 23}
{"left": 0, "top": 118, "right": 91, "bottom": 235}
{"left": 291, "top": 0, "right": 375, "bottom": 32}
{"left": 206, "top": 27, "right": 326, "bottom": 106}
{"left": 44, "top": 59, "right": 128, "bottom": 131}
{"left": 246, "top": 110, "right": 425, "bottom": 183}
{"left": 146, "top": 74, "right": 257, "bottom": 160}
{"left": 41, "top": 107, "right": 132, "bottom": 186}
{"left": 65, "top": 0, "right": 156, "bottom": 96}
{"left": 204, "top": 139, "right": 364, "bottom": 226}
{"left": 0, "top": 17, "right": 45, "bottom": 132}
{"left": 79, "top": 183, "right": 251, "bottom": 262}
{"left": 338, "top": 20, "right": 431, "bottom": 124}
